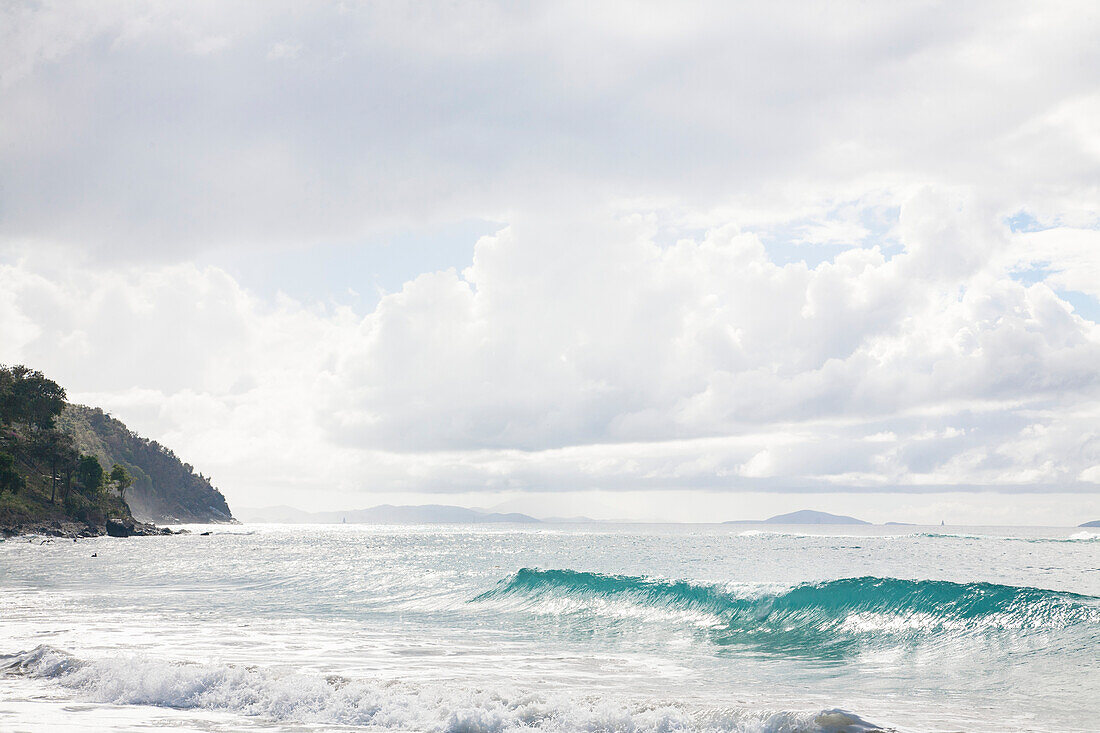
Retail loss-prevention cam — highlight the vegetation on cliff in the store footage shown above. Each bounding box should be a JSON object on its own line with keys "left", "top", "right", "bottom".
{"left": 1, "top": 365, "right": 233, "bottom": 532}
{"left": 58, "top": 404, "right": 233, "bottom": 523}
{"left": 0, "top": 365, "right": 131, "bottom": 531}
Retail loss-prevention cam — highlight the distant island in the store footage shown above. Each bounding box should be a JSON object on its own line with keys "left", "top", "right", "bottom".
{"left": 724, "top": 509, "right": 871, "bottom": 525}
{"left": 1080, "top": 520, "right": 1100, "bottom": 528}
{"left": 238, "top": 504, "right": 541, "bottom": 524}
{"left": 1, "top": 365, "right": 233, "bottom": 538}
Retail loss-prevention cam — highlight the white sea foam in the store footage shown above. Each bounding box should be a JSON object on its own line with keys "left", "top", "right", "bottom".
{"left": 3, "top": 645, "right": 886, "bottom": 732}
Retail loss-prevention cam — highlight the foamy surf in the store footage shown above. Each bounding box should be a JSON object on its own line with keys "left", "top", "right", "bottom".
{"left": 914, "top": 531, "right": 1100, "bottom": 543}
{"left": 2, "top": 645, "right": 888, "bottom": 732}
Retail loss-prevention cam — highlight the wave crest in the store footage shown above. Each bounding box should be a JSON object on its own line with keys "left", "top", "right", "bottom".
{"left": 474, "top": 569, "right": 1100, "bottom": 653}
{"left": 3, "top": 645, "right": 885, "bottom": 732}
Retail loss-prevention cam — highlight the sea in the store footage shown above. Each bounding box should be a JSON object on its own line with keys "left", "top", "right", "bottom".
{"left": 2, "top": 523, "right": 1098, "bottom": 732}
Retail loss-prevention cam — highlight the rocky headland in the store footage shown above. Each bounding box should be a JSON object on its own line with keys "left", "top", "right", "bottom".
{"left": 1, "top": 365, "right": 233, "bottom": 539}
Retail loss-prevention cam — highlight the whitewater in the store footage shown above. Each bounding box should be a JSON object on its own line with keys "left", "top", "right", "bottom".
{"left": 2, "top": 524, "right": 1098, "bottom": 732}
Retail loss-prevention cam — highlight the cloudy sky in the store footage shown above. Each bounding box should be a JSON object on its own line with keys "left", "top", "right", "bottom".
{"left": 2, "top": 1, "right": 1099, "bottom": 524}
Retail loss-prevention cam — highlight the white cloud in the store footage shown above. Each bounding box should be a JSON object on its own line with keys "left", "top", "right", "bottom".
{"left": 2, "top": 192, "right": 1098, "bottom": 512}
{"left": 2, "top": 2, "right": 1099, "bottom": 520}
{"left": 740, "top": 450, "right": 776, "bottom": 479}
{"left": 2, "top": 1, "right": 1099, "bottom": 255}
{"left": 266, "top": 41, "right": 300, "bottom": 61}
{"left": 1012, "top": 227, "right": 1100, "bottom": 298}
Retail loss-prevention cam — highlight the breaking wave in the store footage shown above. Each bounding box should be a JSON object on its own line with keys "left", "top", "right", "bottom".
{"left": 473, "top": 569, "right": 1100, "bottom": 653}
{"left": 2, "top": 645, "right": 886, "bottom": 732}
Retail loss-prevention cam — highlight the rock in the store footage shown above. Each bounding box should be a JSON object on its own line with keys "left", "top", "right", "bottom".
{"left": 106, "top": 517, "right": 169, "bottom": 536}
{"left": 4, "top": 517, "right": 186, "bottom": 539}
{"left": 3, "top": 520, "right": 86, "bottom": 539}
{"left": 105, "top": 519, "right": 133, "bottom": 537}
{"left": 128, "top": 520, "right": 177, "bottom": 536}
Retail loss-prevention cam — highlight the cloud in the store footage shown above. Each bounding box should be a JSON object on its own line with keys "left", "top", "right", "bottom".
{"left": 2, "top": 193, "right": 1098, "bottom": 507}
{"left": 1012, "top": 227, "right": 1100, "bottom": 299}
{"left": 2, "top": 2, "right": 1099, "bottom": 517}
{"left": 2, "top": 1, "right": 1099, "bottom": 256}
{"left": 322, "top": 193, "right": 1099, "bottom": 451}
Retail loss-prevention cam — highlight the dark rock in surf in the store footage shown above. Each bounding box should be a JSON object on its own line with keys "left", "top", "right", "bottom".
{"left": 105, "top": 519, "right": 132, "bottom": 537}
{"left": 106, "top": 517, "right": 177, "bottom": 537}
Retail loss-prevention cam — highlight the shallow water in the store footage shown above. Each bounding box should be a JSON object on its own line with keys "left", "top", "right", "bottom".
{"left": 2, "top": 523, "right": 1098, "bottom": 732}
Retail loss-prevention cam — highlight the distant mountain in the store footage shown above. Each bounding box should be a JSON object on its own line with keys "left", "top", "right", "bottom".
{"left": 725, "top": 509, "right": 870, "bottom": 525}
{"left": 885, "top": 521, "right": 915, "bottom": 526}
{"left": 237, "top": 504, "right": 540, "bottom": 524}
{"left": 541, "top": 515, "right": 601, "bottom": 523}
{"left": 58, "top": 405, "right": 233, "bottom": 524}
{"left": 1080, "top": 520, "right": 1100, "bottom": 528}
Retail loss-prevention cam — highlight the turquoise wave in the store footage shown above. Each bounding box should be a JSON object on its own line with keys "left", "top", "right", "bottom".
{"left": 474, "top": 569, "right": 1100, "bottom": 656}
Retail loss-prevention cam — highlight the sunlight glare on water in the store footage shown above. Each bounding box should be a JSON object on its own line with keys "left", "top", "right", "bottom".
{"left": 2, "top": 523, "right": 1099, "bottom": 732}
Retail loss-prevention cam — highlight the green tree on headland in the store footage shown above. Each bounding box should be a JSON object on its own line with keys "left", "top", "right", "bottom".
{"left": 1, "top": 363, "right": 232, "bottom": 531}
{"left": 110, "top": 463, "right": 133, "bottom": 503}
{"left": 58, "top": 404, "right": 233, "bottom": 522}
{"left": 1, "top": 364, "right": 129, "bottom": 529}
{"left": 0, "top": 452, "right": 24, "bottom": 494}
{"left": 1, "top": 366, "right": 85, "bottom": 504}
{"left": 0, "top": 365, "right": 67, "bottom": 430}
{"left": 29, "top": 428, "right": 80, "bottom": 503}
{"left": 77, "top": 455, "right": 106, "bottom": 497}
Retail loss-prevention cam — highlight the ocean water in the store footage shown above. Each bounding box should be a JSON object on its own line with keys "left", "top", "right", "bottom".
{"left": 2, "top": 524, "right": 1099, "bottom": 732}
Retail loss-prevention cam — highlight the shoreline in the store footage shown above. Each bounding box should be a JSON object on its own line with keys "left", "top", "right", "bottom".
{"left": 1, "top": 517, "right": 187, "bottom": 540}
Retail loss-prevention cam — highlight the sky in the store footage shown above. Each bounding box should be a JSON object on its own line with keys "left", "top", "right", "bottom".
{"left": 2, "top": 1, "right": 1099, "bottom": 524}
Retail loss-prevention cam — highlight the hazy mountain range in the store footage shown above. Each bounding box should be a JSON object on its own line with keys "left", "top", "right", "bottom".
{"left": 238, "top": 506, "right": 879, "bottom": 526}
{"left": 235, "top": 505, "right": 1099, "bottom": 527}
{"left": 236, "top": 504, "right": 542, "bottom": 524}
{"left": 724, "top": 509, "right": 870, "bottom": 525}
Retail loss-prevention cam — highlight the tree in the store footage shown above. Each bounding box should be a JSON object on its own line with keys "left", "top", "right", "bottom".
{"left": 0, "top": 368, "right": 11, "bottom": 422}
{"left": 76, "top": 455, "right": 105, "bottom": 497}
{"left": 0, "top": 365, "right": 66, "bottom": 430}
{"left": 29, "top": 429, "right": 79, "bottom": 503}
{"left": 110, "top": 463, "right": 133, "bottom": 503}
{"left": 0, "top": 452, "right": 24, "bottom": 494}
